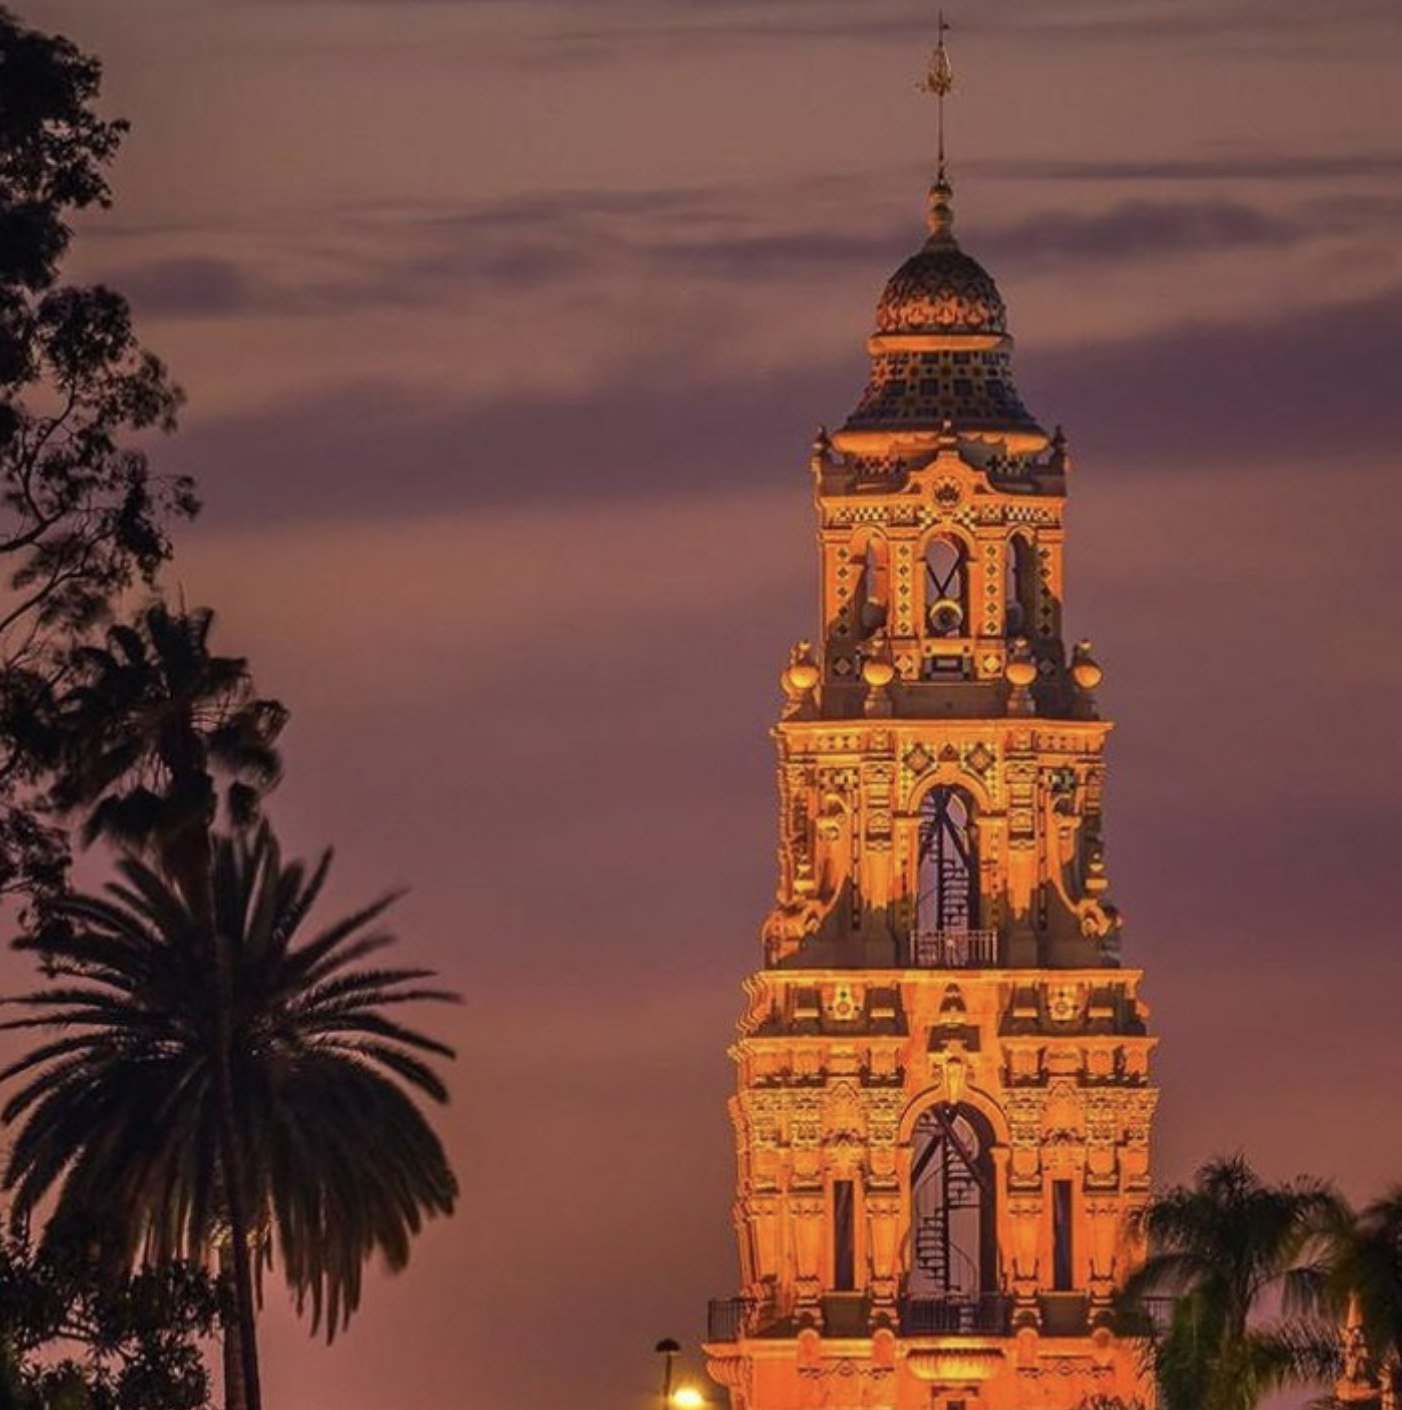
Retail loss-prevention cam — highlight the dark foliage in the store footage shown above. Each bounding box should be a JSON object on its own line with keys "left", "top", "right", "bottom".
{"left": 11, "top": 591, "right": 285, "bottom": 1410}
{"left": 0, "top": 6, "right": 123, "bottom": 290}
{"left": 2, "top": 825, "right": 459, "bottom": 1341}
{"left": 0, "top": 1224, "right": 217, "bottom": 1410}
{"left": 0, "top": 6, "right": 197, "bottom": 917}
{"left": 1328, "top": 1187, "right": 1402, "bottom": 1404}
{"left": 1116, "top": 1156, "right": 1342, "bottom": 1410}
{"left": 43, "top": 600, "right": 287, "bottom": 902}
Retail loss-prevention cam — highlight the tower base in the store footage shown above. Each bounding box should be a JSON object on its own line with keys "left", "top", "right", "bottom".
{"left": 706, "top": 1325, "right": 1148, "bottom": 1410}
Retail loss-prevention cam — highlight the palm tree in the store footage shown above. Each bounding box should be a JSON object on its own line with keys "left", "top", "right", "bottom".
{"left": 50, "top": 599, "right": 287, "bottom": 894}
{"left": 1118, "top": 1155, "right": 1342, "bottom": 1410}
{"left": 1, "top": 824, "right": 458, "bottom": 1410}
{"left": 1329, "top": 1189, "right": 1402, "bottom": 1408}
{"left": 43, "top": 598, "right": 285, "bottom": 1410}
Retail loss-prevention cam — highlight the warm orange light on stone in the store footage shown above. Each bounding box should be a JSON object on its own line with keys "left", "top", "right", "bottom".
{"left": 702, "top": 113, "right": 1157, "bottom": 1410}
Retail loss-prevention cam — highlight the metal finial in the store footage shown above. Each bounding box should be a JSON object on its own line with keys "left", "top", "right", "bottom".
{"left": 918, "top": 10, "right": 956, "bottom": 241}
{"left": 918, "top": 10, "right": 955, "bottom": 180}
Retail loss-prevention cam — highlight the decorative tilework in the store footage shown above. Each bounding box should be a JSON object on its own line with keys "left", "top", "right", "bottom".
{"left": 875, "top": 243, "right": 1007, "bottom": 335}
{"left": 849, "top": 348, "right": 1037, "bottom": 432}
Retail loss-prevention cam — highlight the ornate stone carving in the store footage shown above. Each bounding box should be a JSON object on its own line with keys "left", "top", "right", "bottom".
{"left": 711, "top": 56, "right": 1156, "bottom": 1410}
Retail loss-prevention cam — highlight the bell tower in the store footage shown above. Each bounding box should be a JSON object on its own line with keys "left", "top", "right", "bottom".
{"left": 704, "top": 22, "right": 1157, "bottom": 1410}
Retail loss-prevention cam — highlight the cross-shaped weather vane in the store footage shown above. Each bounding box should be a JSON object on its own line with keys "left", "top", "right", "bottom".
{"left": 918, "top": 10, "right": 956, "bottom": 180}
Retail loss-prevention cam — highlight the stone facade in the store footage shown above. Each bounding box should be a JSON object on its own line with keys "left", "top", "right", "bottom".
{"left": 703, "top": 135, "right": 1158, "bottom": 1410}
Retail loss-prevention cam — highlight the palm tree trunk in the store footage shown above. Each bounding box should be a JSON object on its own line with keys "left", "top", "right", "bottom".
{"left": 219, "top": 1245, "right": 249, "bottom": 1410}
{"left": 179, "top": 826, "right": 263, "bottom": 1410}
{"left": 214, "top": 974, "right": 262, "bottom": 1410}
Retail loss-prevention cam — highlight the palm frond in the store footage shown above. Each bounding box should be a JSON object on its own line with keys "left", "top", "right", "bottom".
{"left": 1, "top": 821, "right": 457, "bottom": 1351}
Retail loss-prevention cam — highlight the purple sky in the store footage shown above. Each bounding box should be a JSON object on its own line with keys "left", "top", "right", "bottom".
{"left": 8, "top": 2, "right": 1402, "bottom": 1407}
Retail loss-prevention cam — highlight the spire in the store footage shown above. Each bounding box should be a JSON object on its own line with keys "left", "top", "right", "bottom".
{"left": 919, "top": 10, "right": 956, "bottom": 244}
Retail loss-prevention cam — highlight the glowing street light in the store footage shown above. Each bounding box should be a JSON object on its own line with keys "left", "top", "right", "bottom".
{"left": 655, "top": 1338, "right": 681, "bottom": 1408}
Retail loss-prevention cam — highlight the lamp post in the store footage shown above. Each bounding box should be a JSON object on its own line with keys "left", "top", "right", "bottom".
{"left": 654, "top": 1338, "right": 681, "bottom": 1408}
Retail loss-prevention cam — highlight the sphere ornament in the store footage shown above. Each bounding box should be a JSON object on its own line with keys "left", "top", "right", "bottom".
{"left": 1072, "top": 639, "right": 1104, "bottom": 691}
{"left": 1005, "top": 654, "right": 1037, "bottom": 689}
{"left": 781, "top": 642, "right": 821, "bottom": 720}
{"left": 861, "top": 655, "right": 896, "bottom": 689}
{"left": 784, "top": 641, "right": 820, "bottom": 694}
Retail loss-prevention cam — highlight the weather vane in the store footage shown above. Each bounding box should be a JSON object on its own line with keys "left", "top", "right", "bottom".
{"left": 918, "top": 9, "right": 955, "bottom": 182}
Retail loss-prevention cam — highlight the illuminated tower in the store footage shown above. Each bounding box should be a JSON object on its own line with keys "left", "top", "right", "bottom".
{"left": 704, "top": 24, "right": 1157, "bottom": 1410}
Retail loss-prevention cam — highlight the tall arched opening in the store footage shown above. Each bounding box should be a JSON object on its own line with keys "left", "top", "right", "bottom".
{"left": 904, "top": 1103, "right": 1001, "bottom": 1333}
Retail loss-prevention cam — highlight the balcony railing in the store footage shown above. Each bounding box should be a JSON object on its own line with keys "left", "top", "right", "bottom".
{"left": 709, "top": 1293, "right": 1014, "bottom": 1341}
{"left": 910, "top": 929, "right": 998, "bottom": 969}
{"left": 707, "top": 1297, "right": 755, "bottom": 1343}
{"left": 899, "top": 1294, "right": 1012, "bottom": 1337}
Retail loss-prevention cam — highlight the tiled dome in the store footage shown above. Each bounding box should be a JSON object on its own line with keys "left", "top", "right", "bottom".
{"left": 841, "top": 176, "right": 1046, "bottom": 450}
{"left": 876, "top": 242, "right": 1007, "bottom": 337}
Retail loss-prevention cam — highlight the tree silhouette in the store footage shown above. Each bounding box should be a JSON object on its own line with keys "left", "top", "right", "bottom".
{"left": 0, "top": 1224, "right": 217, "bottom": 1410}
{"left": 2, "top": 825, "right": 458, "bottom": 1410}
{"left": 33, "top": 596, "right": 285, "bottom": 1410}
{"left": 1118, "top": 1155, "right": 1341, "bottom": 1410}
{"left": 0, "top": 7, "right": 195, "bottom": 916}
{"left": 49, "top": 599, "right": 287, "bottom": 892}
{"left": 1329, "top": 1188, "right": 1402, "bottom": 1407}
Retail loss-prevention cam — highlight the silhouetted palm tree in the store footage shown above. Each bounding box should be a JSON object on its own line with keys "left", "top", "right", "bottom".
{"left": 1329, "top": 1188, "right": 1402, "bottom": 1406}
{"left": 42, "top": 598, "right": 286, "bottom": 1410}
{"left": 1, "top": 824, "right": 458, "bottom": 1410}
{"left": 1119, "top": 1155, "right": 1342, "bottom": 1410}
{"left": 51, "top": 600, "right": 286, "bottom": 897}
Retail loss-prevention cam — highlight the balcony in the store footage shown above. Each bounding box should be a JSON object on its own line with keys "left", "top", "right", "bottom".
{"left": 707, "top": 1297, "right": 755, "bottom": 1343}
{"left": 899, "top": 1294, "right": 1012, "bottom": 1337}
{"left": 910, "top": 929, "right": 998, "bottom": 969}
{"left": 706, "top": 1294, "right": 870, "bottom": 1341}
{"left": 708, "top": 1292, "right": 1015, "bottom": 1343}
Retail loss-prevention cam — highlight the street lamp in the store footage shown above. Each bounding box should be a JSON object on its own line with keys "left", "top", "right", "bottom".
{"left": 654, "top": 1338, "right": 681, "bottom": 1408}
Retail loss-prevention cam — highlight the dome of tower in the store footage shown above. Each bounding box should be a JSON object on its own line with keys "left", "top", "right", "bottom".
{"left": 875, "top": 242, "right": 1007, "bottom": 337}
{"left": 838, "top": 177, "right": 1048, "bottom": 455}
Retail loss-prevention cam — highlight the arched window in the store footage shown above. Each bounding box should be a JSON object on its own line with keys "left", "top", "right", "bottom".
{"left": 1004, "top": 534, "right": 1037, "bottom": 637}
{"left": 907, "top": 1105, "right": 997, "bottom": 1327}
{"left": 915, "top": 787, "right": 977, "bottom": 959}
{"left": 924, "top": 537, "right": 966, "bottom": 638}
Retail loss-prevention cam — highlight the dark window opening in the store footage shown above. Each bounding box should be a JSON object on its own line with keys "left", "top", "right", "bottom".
{"left": 1052, "top": 1179, "right": 1073, "bottom": 1291}
{"left": 834, "top": 1180, "right": 856, "bottom": 1291}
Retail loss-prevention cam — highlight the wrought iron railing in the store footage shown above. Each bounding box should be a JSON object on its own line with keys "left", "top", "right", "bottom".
{"left": 898, "top": 1294, "right": 1012, "bottom": 1336}
{"left": 910, "top": 928, "right": 998, "bottom": 969}
{"left": 707, "top": 1297, "right": 755, "bottom": 1343}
